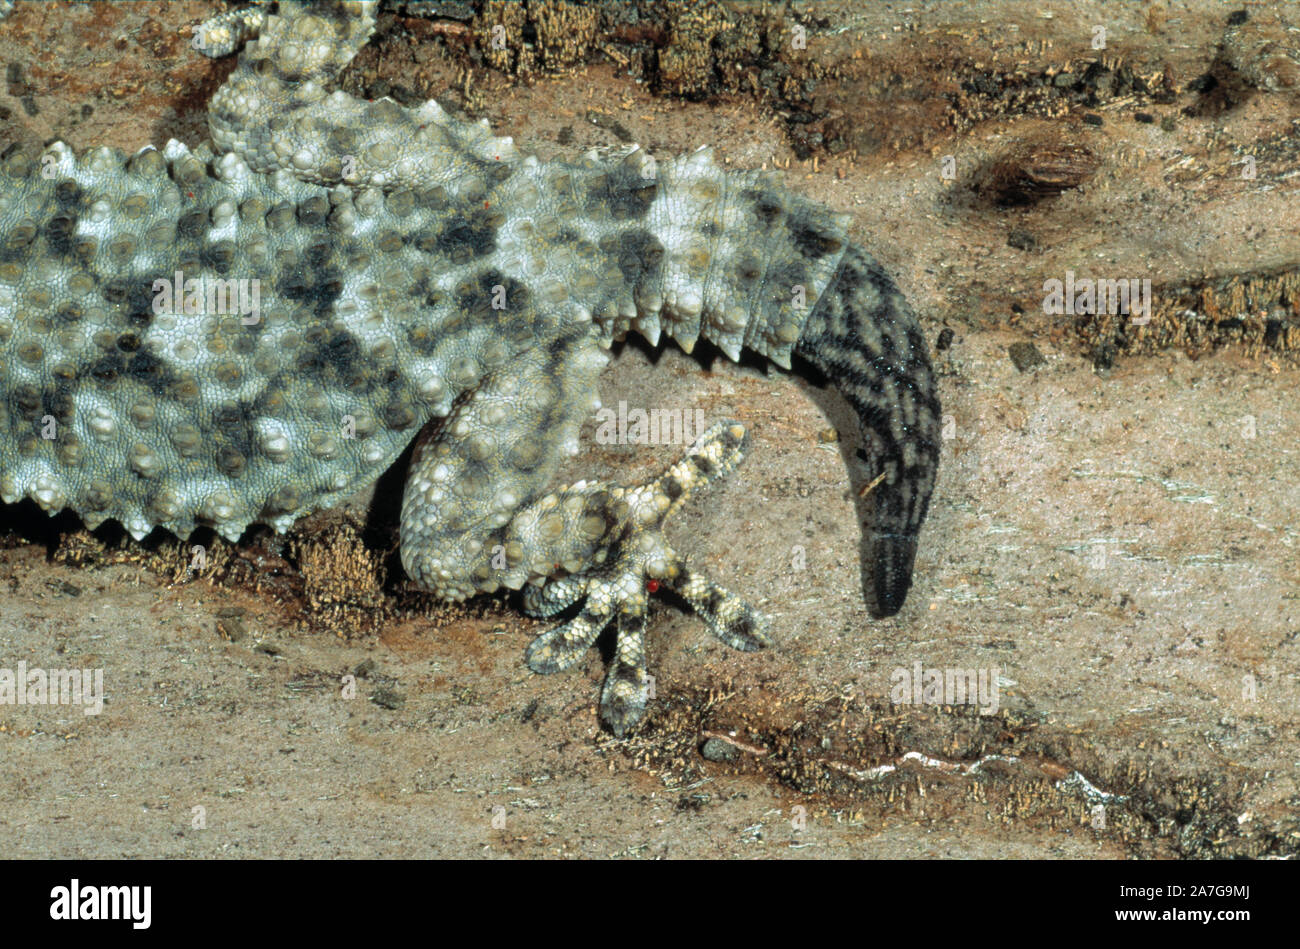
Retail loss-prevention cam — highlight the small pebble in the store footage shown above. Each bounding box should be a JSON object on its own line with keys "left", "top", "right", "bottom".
{"left": 1007, "top": 228, "right": 1038, "bottom": 252}
{"left": 701, "top": 737, "right": 738, "bottom": 762}
{"left": 370, "top": 686, "right": 406, "bottom": 710}
{"left": 215, "top": 607, "right": 247, "bottom": 641}
{"left": 1008, "top": 342, "right": 1046, "bottom": 372}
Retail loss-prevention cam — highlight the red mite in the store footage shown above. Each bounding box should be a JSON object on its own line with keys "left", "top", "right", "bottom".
{"left": 646, "top": 580, "right": 660, "bottom": 593}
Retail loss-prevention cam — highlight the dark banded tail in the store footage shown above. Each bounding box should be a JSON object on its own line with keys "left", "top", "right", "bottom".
{"left": 795, "top": 245, "right": 940, "bottom": 616}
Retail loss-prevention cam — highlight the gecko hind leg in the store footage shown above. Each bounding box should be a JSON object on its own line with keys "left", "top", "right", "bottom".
{"left": 519, "top": 421, "right": 770, "bottom": 736}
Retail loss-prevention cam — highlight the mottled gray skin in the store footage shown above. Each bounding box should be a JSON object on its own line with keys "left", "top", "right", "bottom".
{"left": 0, "top": 1, "right": 940, "bottom": 733}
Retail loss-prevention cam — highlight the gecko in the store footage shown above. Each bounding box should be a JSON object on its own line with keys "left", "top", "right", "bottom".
{"left": 0, "top": 1, "right": 940, "bottom": 734}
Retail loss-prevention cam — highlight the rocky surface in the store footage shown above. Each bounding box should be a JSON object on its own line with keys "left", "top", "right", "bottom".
{"left": 0, "top": 1, "right": 1296, "bottom": 858}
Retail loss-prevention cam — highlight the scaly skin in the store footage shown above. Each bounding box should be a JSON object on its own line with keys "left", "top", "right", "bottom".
{"left": 0, "top": 1, "right": 940, "bottom": 734}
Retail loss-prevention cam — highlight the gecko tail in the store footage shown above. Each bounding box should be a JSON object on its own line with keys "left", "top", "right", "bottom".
{"left": 795, "top": 245, "right": 941, "bottom": 617}
{"left": 872, "top": 531, "right": 920, "bottom": 617}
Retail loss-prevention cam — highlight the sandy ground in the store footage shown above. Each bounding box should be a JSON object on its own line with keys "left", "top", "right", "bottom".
{"left": 0, "top": 1, "right": 1297, "bottom": 858}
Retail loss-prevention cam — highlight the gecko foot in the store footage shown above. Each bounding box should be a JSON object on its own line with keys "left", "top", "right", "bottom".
{"left": 521, "top": 421, "right": 771, "bottom": 736}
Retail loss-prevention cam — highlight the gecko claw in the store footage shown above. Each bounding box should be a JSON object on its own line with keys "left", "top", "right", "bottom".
{"left": 521, "top": 421, "right": 769, "bottom": 735}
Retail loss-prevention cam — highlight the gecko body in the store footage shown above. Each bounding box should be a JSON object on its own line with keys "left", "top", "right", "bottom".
{"left": 0, "top": 1, "right": 940, "bottom": 733}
